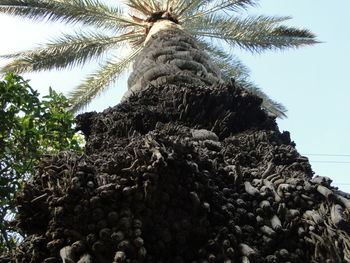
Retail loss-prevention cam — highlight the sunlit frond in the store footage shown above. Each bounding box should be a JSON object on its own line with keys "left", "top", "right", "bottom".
{"left": 173, "top": 0, "right": 203, "bottom": 16}
{"left": 196, "top": 37, "right": 287, "bottom": 118}
{"left": 185, "top": 14, "right": 292, "bottom": 31}
{"left": 187, "top": 14, "right": 319, "bottom": 52}
{"left": 239, "top": 81, "right": 287, "bottom": 118}
{"left": 196, "top": 37, "right": 250, "bottom": 80}
{"left": 179, "top": 0, "right": 257, "bottom": 21}
{"left": 127, "top": 0, "right": 153, "bottom": 16}
{"left": 0, "top": 0, "right": 318, "bottom": 114}
{"left": 68, "top": 47, "right": 142, "bottom": 112}
{"left": 0, "top": 0, "right": 141, "bottom": 30}
{"left": 271, "top": 25, "right": 319, "bottom": 39}
{"left": 0, "top": 32, "right": 138, "bottom": 74}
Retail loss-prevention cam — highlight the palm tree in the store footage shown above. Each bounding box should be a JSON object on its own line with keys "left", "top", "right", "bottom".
{"left": 0, "top": 0, "right": 318, "bottom": 116}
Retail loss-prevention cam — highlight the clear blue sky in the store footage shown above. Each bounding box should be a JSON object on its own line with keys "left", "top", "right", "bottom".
{"left": 0, "top": 0, "right": 349, "bottom": 192}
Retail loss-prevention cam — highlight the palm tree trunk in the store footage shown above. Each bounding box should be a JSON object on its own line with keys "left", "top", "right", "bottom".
{"left": 4, "top": 20, "right": 350, "bottom": 263}
{"left": 6, "top": 58, "right": 350, "bottom": 263}
{"left": 124, "top": 20, "right": 222, "bottom": 100}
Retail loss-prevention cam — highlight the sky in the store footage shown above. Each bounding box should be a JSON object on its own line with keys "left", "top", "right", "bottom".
{"left": 0, "top": 0, "right": 349, "bottom": 192}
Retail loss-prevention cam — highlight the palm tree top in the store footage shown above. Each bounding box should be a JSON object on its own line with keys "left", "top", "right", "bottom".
{"left": 0, "top": 0, "right": 319, "bottom": 116}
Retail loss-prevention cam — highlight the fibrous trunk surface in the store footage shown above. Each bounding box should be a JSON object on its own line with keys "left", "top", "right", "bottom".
{"left": 124, "top": 20, "right": 222, "bottom": 101}
{"left": 3, "top": 83, "right": 350, "bottom": 263}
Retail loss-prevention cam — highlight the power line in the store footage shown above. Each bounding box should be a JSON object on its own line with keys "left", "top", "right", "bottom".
{"left": 310, "top": 161, "right": 350, "bottom": 164}
{"left": 303, "top": 153, "right": 350, "bottom": 157}
{"left": 301, "top": 153, "right": 350, "bottom": 163}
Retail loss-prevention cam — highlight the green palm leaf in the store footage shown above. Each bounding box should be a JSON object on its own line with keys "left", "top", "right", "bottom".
{"left": 240, "top": 81, "right": 287, "bottom": 118}
{"left": 0, "top": 0, "right": 319, "bottom": 115}
{"left": 196, "top": 37, "right": 250, "bottom": 80}
{"left": 179, "top": 0, "right": 257, "bottom": 21}
{"left": 187, "top": 14, "right": 319, "bottom": 52}
{"left": 0, "top": 32, "right": 140, "bottom": 74}
{"left": 68, "top": 47, "right": 142, "bottom": 112}
{"left": 0, "top": 0, "right": 141, "bottom": 30}
{"left": 197, "top": 37, "right": 287, "bottom": 117}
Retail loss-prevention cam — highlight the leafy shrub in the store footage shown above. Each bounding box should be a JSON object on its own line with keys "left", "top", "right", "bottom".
{"left": 0, "top": 73, "right": 83, "bottom": 254}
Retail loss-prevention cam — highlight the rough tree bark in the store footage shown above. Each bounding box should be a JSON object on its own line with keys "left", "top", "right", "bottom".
{"left": 123, "top": 20, "right": 222, "bottom": 101}
{"left": 2, "top": 18, "right": 350, "bottom": 263}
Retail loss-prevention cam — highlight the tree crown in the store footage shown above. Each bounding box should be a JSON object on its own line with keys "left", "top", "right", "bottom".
{"left": 0, "top": 0, "right": 319, "bottom": 117}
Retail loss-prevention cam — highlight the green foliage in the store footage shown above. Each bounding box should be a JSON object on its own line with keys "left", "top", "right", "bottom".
{"left": 186, "top": 14, "right": 317, "bottom": 52}
{"left": 0, "top": 73, "right": 83, "bottom": 254}
{"left": 0, "top": 0, "right": 319, "bottom": 116}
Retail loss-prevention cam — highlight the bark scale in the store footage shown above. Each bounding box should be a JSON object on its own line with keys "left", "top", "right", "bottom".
{"left": 123, "top": 20, "right": 222, "bottom": 100}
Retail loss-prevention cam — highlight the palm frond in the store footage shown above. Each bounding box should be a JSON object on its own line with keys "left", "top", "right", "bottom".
{"left": 127, "top": 0, "right": 153, "bottom": 16}
{"left": 239, "top": 80, "right": 287, "bottom": 118}
{"left": 0, "top": 0, "right": 317, "bottom": 114}
{"left": 173, "top": 0, "right": 203, "bottom": 17}
{"left": 148, "top": 0, "right": 162, "bottom": 11}
{"left": 187, "top": 14, "right": 319, "bottom": 52}
{"left": 271, "top": 25, "right": 318, "bottom": 39}
{"left": 0, "top": 0, "right": 143, "bottom": 30}
{"left": 210, "top": 52, "right": 250, "bottom": 81}
{"left": 68, "top": 47, "right": 142, "bottom": 112}
{"left": 165, "top": 0, "right": 172, "bottom": 11}
{"left": 0, "top": 31, "right": 138, "bottom": 74}
{"left": 179, "top": 0, "right": 257, "bottom": 21}
{"left": 196, "top": 37, "right": 287, "bottom": 118}
{"left": 196, "top": 37, "right": 250, "bottom": 80}
{"left": 185, "top": 14, "right": 291, "bottom": 31}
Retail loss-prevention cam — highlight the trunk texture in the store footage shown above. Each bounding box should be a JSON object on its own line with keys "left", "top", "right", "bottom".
{"left": 124, "top": 20, "right": 222, "bottom": 101}
{"left": 3, "top": 83, "right": 350, "bottom": 263}
{"left": 2, "top": 20, "right": 350, "bottom": 263}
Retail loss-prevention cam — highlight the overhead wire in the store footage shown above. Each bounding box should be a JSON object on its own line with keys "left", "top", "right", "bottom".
{"left": 300, "top": 153, "right": 350, "bottom": 186}
{"left": 310, "top": 161, "right": 350, "bottom": 164}
{"left": 303, "top": 153, "right": 350, "bottom": 157}
{"left": 299, "top": 153, "right": 350, "bottom": 163}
